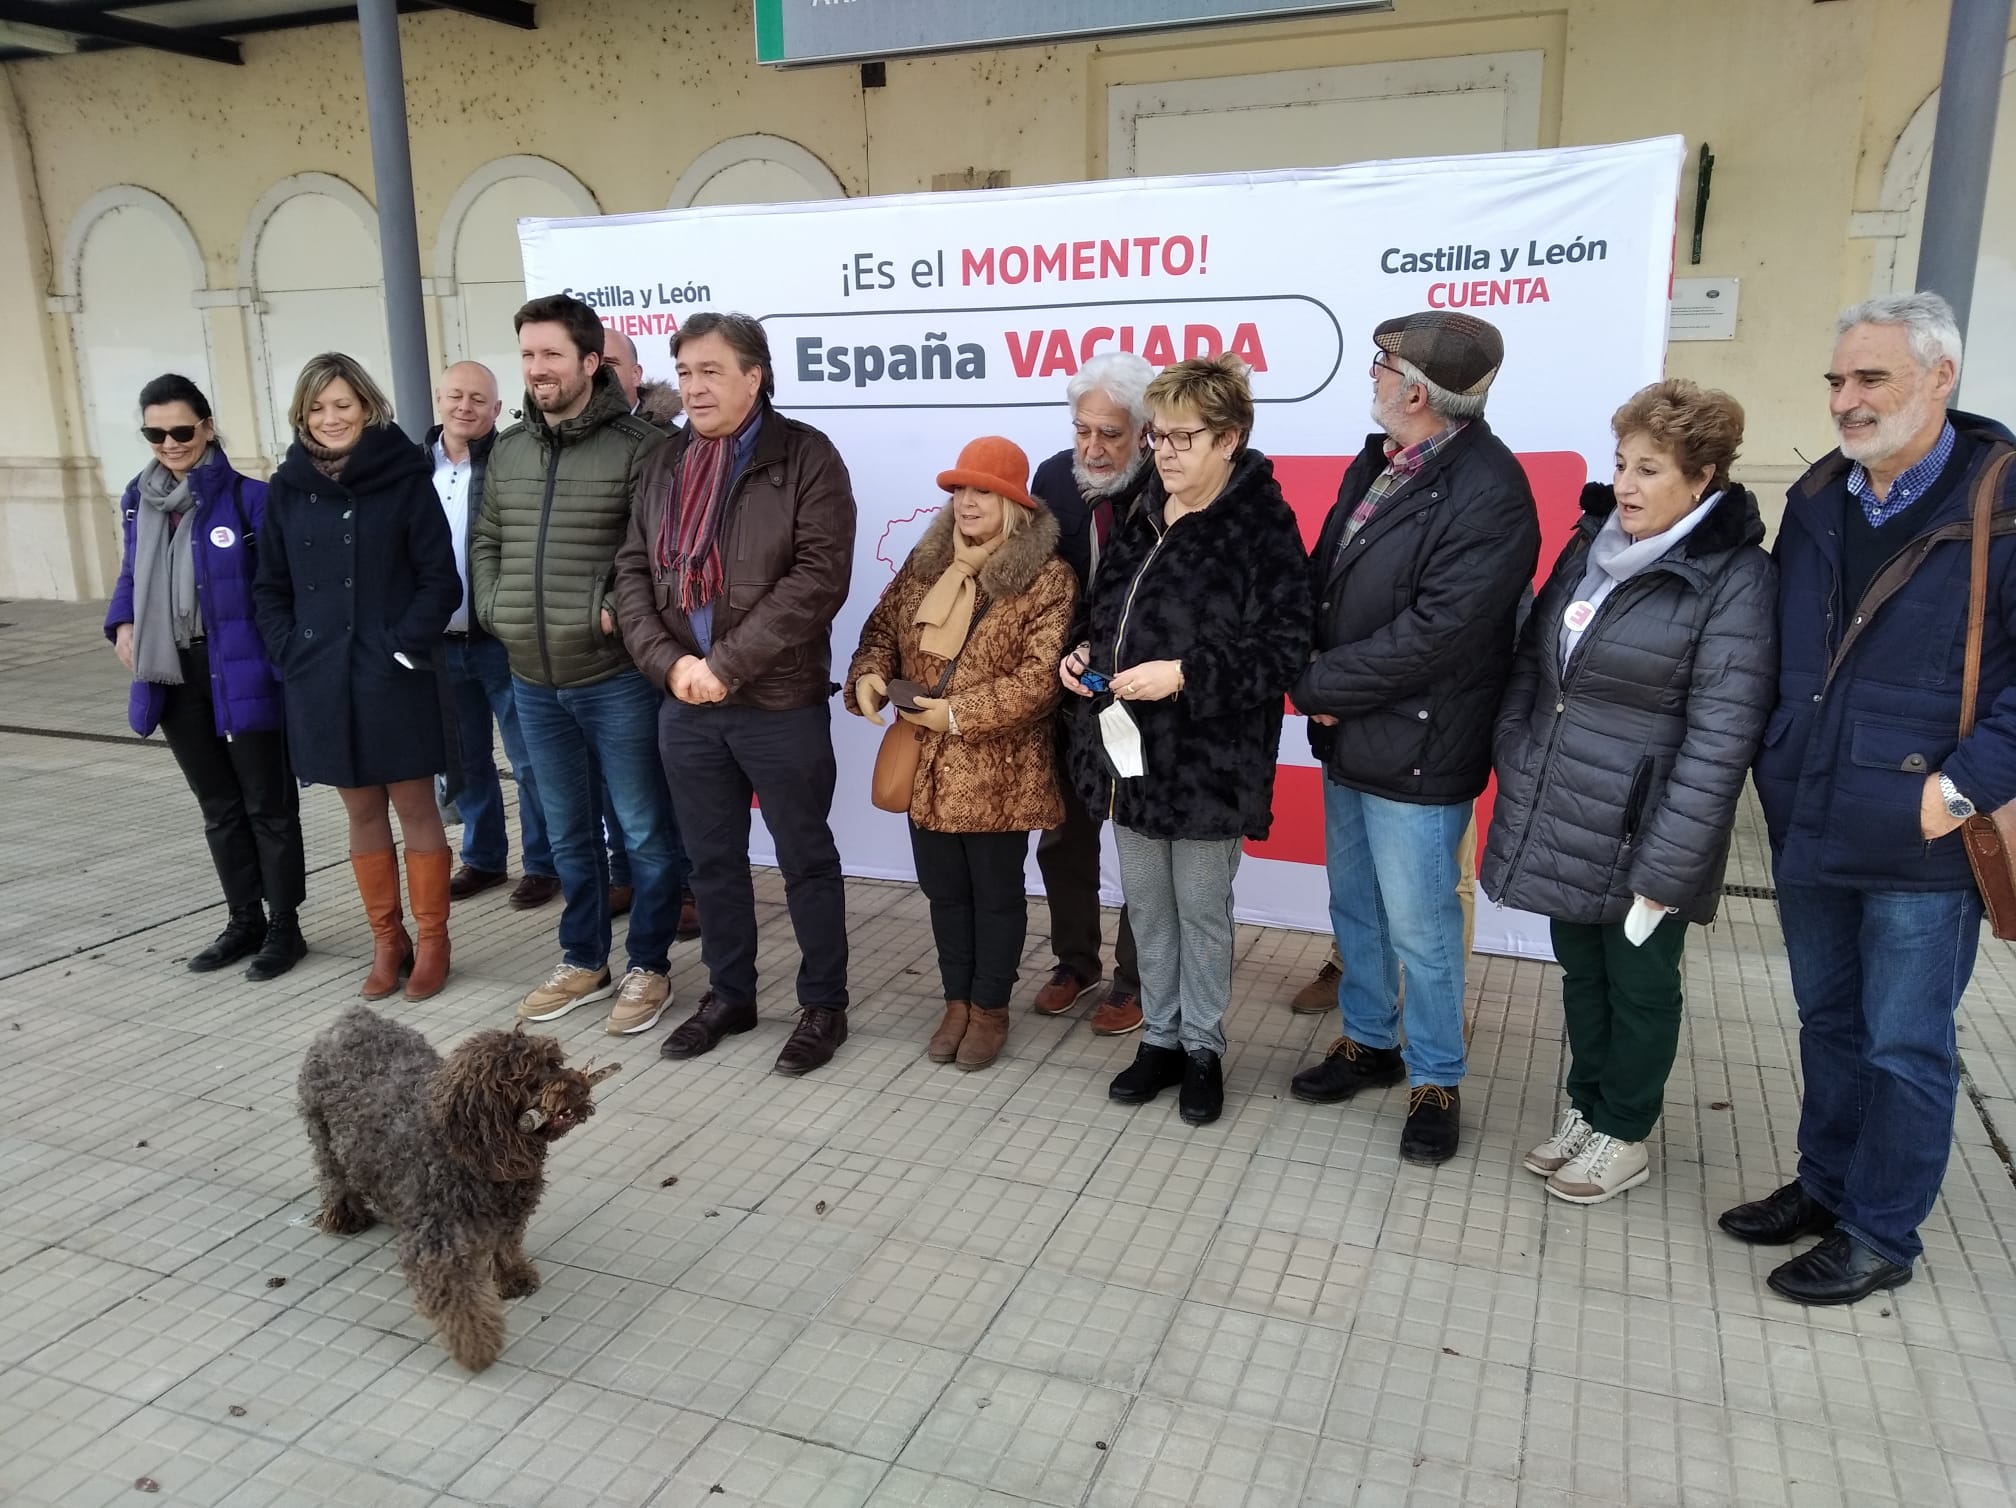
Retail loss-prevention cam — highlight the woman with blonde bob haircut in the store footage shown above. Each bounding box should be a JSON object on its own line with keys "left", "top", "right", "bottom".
{"left": 1484, "top": 378, "right": 1777, "bottom": 1204}
{"left": 255, "top": 353, "right": 462, "bottom": 1000}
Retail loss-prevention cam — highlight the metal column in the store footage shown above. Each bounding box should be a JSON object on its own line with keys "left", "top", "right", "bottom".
{"left": 1915, "top": 0, "right": 2012, "bottom": 382}
{"left": 357, "top": 0, "right": 431, "bottom": 439}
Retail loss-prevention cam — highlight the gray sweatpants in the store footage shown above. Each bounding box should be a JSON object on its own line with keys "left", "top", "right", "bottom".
{"left": 1114, "top": 825, "right": 1243, "bottom": 1057}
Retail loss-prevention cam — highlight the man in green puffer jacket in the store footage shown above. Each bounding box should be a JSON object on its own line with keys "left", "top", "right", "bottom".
{"left": 472, "top": 293, "right": 689, "bottom": 1039}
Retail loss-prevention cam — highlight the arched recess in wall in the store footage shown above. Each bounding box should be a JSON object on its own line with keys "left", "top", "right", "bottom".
{"left": 666, "top": 134, "right": 846, "bottom": 209}
{"left": 1854, "top": 44, "right": 2016, "bottom": 418}
{"left": 435, "top": 156, "right": 599, "bottom": 401}
{"left": 240, "top": 173, "right": 390, "bottom": 457}
{"left": 60, "top": 187, "right": 213, "bottom": 498}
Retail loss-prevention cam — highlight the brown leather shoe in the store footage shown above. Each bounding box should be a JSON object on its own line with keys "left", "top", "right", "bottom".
{"left": 1291, "top": 960, "right": 1342, "bottom": 1014}
{"left": 1089, "top": 985, "right": 1143, "bottom": 1036}
{"left": 660, "top": 991, "right": 758, "bottom": 1060}
{"left": 448, "top": 864, "right": 507, "bottom": 900}
{"left": 956, "top": 1007, "right": 1009, "bottom": 1071}
{"left": 608, "top": 884, "right": 634, "bottom": 917}
{"left": 1033, "top": 965, "right": 1100, "bottom": 1015}
{"left": 927, "top": 1000, "right": 970, "bottom": 1063}
{"left": 676, "top": 889, "right": 701, "bottom": 942}
{"left": 403, "top": 848, "right": 453, "bottom": 1001}
{"left": 351, "top": 849, "right": 412, "bottom": 1000}
{"left": 776, "top": 1007, "right": 847, "bottom": 1076}
{"left": 509, "top": 874, "right": 561, "bottom": 910}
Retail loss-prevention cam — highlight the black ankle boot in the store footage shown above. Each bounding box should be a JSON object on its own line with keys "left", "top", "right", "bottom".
{"left": 1179, "top": 1050, "right": 1224, "bottom": 1126}
{"left": 244, "top": 912, "right": 308, "bottom": 982}
{"left": 1109, "top": 1043, "right": 1187, "bottom": 1104}
{"left": 189, "top": 907, "right": 267, "bottom": 974}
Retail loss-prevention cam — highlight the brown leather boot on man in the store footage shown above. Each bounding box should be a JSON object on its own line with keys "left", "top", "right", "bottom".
{"left": 351, "top": 849, "right": 412, "bottom": 1000}
{"left": 404, "top": 848, "right": 453, "bottom": 1001}
{"left": 928, "top": 1001, "right": 971, "bottom": 1063}
{"left": 1290, "top": 960, "right": 1342, "bottom": 1014}
{"left": 956, "top": 1007, "right": 1009, "bottom": 1071}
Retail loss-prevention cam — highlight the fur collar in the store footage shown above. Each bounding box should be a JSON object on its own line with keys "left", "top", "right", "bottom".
{"left": 1577, "top": 480, "right": 1765, "bottom": 557}
{"left": 908, "top": 500, "right": 1062, "bottom": 598}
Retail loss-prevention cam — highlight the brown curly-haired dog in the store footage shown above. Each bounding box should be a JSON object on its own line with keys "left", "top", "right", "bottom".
{"left": 298, "top": 1006, "right": 614, "bottom": 1371}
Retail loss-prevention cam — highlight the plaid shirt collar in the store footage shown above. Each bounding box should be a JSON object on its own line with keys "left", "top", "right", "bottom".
{"left": 1847, "top": 421, "right": 1956, "bottom": 527}
{"left": 1381, "top": 419, "right": 1469, "bottom": 480}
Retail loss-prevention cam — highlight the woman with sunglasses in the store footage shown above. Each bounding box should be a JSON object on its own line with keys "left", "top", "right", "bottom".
{"left": 255, "top": 353, "right": 461, "bottom": 1001}
{"left": 1059, "top": 354, "right": 1313, "bottom": 1126}
{"left": 105, "top": 373, "right": 308, "bottom": 980}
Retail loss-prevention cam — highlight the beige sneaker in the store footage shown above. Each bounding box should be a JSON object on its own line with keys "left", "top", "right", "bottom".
{"left": 1546, "top": 1132, "right": 1650, "bottom": 1205}
{"left": 1523, "top": 1105, "right": 1592, "bottom": 1176}
{"left": 605, "top": 968, "right": 673, "bottom": 1035}
{"left": 517, "top": 962, "right": 614, "bottom": 1022}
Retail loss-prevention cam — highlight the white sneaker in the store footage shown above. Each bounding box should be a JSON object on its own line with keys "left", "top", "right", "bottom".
{"left": 605, "top": 968, "right": 673, "bottom": 1035}
{"left": 517, "top": 962, "right": 614, "bottom": 1022}
{"left": 1523, "top": 1105, "right": 1592, "bottom": 1176}
{"left": 1546, "top": 1132, "right": 1650, "bottom": 1205}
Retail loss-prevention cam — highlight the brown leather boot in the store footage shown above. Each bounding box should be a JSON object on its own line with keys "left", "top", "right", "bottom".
{"left": 351, "top": 849, "right": 411, "bottom": 1000}
{"left": 956, "top": 1006, "right": 1009, "bottom": 1071}
{"left": 404, "top": 847, "right": 453, "bottom": 1001}
{"left": 927, "top": 1001, "right": 970, "bottom": 1063}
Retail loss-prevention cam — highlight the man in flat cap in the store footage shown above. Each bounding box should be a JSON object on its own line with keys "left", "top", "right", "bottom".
{"left": 1287, "top": 311, "right": 1540, "bottom": 1164}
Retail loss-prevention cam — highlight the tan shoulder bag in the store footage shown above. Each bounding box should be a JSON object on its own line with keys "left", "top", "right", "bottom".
{"left": 869, "top": 601, "right": 991, "bottom": 815}
{"left": 1957, "top": 447, "right": 2016, "bottom": 937}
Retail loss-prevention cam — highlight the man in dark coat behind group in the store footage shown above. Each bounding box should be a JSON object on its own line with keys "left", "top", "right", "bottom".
{"left": 1289, "top": 310, "right": 1540, "bottom": 1166}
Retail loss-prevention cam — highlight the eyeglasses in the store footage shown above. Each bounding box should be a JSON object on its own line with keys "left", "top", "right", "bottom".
{"left": 1145, "top": 425, "right": 1211, "bottom": 452}
{"left": 1369, "top": 354, "right": 1405, "bottom": 380}
{"left": 141, "top": 425, "right": 201, "bottom": 444}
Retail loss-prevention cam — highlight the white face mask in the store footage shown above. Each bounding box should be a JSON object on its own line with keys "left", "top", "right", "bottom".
{"left": 1098, "top": 700, "right": 1146, "bottom": 779}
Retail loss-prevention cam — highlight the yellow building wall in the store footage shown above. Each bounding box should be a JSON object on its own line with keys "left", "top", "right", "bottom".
{"left": 1, "top": 0, "right": 2007, "bottom": 594}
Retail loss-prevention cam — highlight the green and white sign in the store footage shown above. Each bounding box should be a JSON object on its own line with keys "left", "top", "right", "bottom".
{"left": 754, "top": 0, "right": 1389, "bottom": 66}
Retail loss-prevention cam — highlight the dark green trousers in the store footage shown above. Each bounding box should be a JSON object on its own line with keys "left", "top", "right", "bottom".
{"left": 1549, "top": 914, "right": 1688, "bottom": 1142}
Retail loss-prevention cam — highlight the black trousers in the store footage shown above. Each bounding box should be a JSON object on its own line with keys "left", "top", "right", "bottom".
{"left": 1034, "top": 723, "right": 1138, "bottom": 989}
{"left": 910, "top": 824, "right": 1030, "bottom": 1010}
{"left": 658, "top": 698, "right": 849, "bottom": 1010}
{"left": 157, "top": 641, "right": 306, "bottom": 914}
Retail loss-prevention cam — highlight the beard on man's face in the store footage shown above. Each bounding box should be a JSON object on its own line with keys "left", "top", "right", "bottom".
{"left": 1074, "top": 448, "right": 1148, "bottom": 499}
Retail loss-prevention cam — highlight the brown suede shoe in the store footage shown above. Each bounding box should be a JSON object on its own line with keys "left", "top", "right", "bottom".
{"left": 1033, "top": 965, "right": 1100, "bottom": 1015}
{"left": 509, "top": 874, "right": 561, "bottom": 910}
{"left": 956, "top": 1007, "right": 1009, "bottom": 1071}
{"left": 676, "top": 889, "right": 701, "bottom": 942}
{"left": 448, "top": 864, "right": 508, "bottom": 900}
{"left": 927, "top": 1001, "right": 970, "bottom": 1063}
{"left": 776, "top": 1007, "right": 847, "bottom": 1076}
{"left": 1089, "top": 985, "right": 1143, "bottom": 1036}
{"left": 608, "top": 884, "right": 634, "bottom": 918}
{"left": 1290, "top": 960, "right": 1342, "bottom": 1014}
{"left": 660, "top": 991, "right": 758, "bottom": 1060}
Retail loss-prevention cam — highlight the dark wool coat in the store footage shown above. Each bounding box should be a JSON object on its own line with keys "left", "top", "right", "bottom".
{"left": 1066, "top": 449, "right": 1314, "bottom": 842}
{"left": 1755, "top": 411, "right": 2016, "bottom": 890}
{"left": 1294, "top": 419, "right": 1541, "bottom": 804}
{"left": 845, "top": 504, "right": 1077, "bottom": 833}
{"left": 105, "top": 447, "right": 282, "bottom": 739}
{"left": 472, "top": 369, "right": 667, "bottom": 690}
{"left": 254, "top": 423, "right": 460, "bottom": 788}
{"left": 1481, "top": 484, "right": 1778, "bottom": 925}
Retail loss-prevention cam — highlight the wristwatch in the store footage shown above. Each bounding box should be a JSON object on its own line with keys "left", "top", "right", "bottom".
{"left": 1940, "top": 772, "right": 1977, "bottom": 821}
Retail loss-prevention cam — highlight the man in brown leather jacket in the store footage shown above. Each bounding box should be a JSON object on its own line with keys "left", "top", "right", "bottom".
{"left": 615, "top": 312, "right": 859, "bottom": 1076}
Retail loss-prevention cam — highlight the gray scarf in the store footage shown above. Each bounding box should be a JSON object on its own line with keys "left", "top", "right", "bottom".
{"left": 130, "top": 453, "right": 208, "bottom": 685}
{"left": 1560, "top": 489, "right": 1723, "bottom": 669}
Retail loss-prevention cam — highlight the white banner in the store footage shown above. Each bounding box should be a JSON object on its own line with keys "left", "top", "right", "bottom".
{"left": 519, "top": 137, "right": 1686, "bottom": 957}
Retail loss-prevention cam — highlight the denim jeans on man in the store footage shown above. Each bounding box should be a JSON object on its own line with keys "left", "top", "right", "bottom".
{"left": 514, "top": 669, "right": 689, "bottom": 972}
{"left": 441, "top": 634, "right": 553, "bottom": 878}
{"left": 1777, "top": 880, "right": 1982, "bottom": 1266}
{"left": 1324, "top": 780, "right": 1471, "bottom": 1086}
{"left": 657, "top": 698, "right": 848, "bottom": 1011}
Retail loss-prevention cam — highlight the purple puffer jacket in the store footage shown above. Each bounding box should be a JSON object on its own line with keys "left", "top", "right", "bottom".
{"left": 104, "top": 448, "right": 285, "bottom": 738}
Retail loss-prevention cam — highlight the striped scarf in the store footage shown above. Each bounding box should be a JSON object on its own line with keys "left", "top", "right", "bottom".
{"left": 656, "top": 405, "right": 762, "bottom": 612}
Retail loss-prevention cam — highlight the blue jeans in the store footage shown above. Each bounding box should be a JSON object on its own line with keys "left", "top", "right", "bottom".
{"left": 513, "top": 671, "right": 689, "bottom": 974}
{"left": 1778, "top": 880, "right": 1982, "bottom": 1266}
{"left": 583, "top": 754, "right": 631, "bottom": 887}
{"left": 440, "top": 635, "right": 552, "bottom": 877}
{"left": 1324, "top": 781, "right": 1472, "bottom": 1087}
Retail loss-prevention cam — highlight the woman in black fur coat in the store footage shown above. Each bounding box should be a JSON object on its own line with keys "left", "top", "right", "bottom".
{"left": 1061, "top": 354, "right": 1313, "bottom": 1126}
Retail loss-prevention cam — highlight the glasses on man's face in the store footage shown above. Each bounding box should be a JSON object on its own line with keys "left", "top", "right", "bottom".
{"left": 1145, "top": 425, "right": 1210, "bottom": 453}
{"left": 141, "top": 425, "right": 200, "bottom": 445}
{"left": 1369, "top": 354, "right": 1404, "bottom": 380}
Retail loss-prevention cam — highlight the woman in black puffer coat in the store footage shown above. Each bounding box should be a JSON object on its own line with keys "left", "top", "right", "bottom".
{"left": 1483, "top": 379, "right": 1776, "bottom": 1207}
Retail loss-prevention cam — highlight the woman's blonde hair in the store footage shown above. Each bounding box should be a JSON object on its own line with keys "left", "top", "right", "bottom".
{"left": 1144, "top": 353, "right": 1255, "bottom": 450}
{"left": 1611, "top": 379, "right": 1745, "bottom": 490}
{"left": 950, "top": 486, "right": 1029, "bottom": 541}
{"left": 288, "top": 352, "right": 394, "bottom": 435}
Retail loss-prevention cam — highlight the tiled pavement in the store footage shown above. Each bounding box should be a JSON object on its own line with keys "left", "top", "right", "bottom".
{"left": 0, "top": 595, "right": 2013, "bottom": 1507}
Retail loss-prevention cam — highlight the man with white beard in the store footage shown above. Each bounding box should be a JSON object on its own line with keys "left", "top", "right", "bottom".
{"left": 1726, "top": 291, "right": 2016, "bottom": 1306}
{"left": 1027, "top": 351, "right": 1155, "bottom": 1034}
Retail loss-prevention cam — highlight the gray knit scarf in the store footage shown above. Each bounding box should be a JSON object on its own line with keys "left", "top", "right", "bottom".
{"left": 130, "top": 453, "right": 208, "bottom": 685}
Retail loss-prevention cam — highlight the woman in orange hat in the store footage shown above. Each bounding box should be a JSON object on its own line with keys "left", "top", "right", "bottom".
{"left": 845, "top": 437, "right": 1079, "bottom": 1070}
